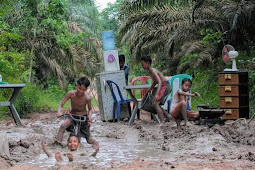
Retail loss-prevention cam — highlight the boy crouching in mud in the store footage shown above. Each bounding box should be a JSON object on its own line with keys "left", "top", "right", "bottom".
{"left": 55, "top": 77, "right": 99, "bottom": 156}
{"left": 170, "top": 78, "right": 200, "bottom": 128}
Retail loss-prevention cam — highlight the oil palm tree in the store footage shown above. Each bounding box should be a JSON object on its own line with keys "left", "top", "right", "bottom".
{"left": 119, "top": 0, "right": 255, "bottom": 74}
{"left": 5, "top": 0, "right": 102, "bottom": 90}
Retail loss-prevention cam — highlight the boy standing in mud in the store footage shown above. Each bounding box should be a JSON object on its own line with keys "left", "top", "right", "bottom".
{"left": 170, "top": 78, "right": 200, "bottom": 128}
{"left": 141, "top": 56, "right": 171, "bottom": 123}
{"left": 55, "top": 77, "right": 99, "bottom": 156}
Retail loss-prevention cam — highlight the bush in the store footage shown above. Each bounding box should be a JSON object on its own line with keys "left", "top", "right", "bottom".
{"left": 191, "top": 70, "right": 219, "bottom": 110}
{"left": 15, "top": 83, "right": 42, "bottom": 117}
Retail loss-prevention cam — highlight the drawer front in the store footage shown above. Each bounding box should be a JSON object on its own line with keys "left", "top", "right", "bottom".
{"left": 219, "top": 74, "right": 239, "bottom": 85}
{"left": 222, "top": 109, "right": 239, "bottom": 120}
{"left": 220, "top": 97, "right": 239, "bottom": 108}
{"left": 219, "top": 86, "right": 239, "bottom": 96}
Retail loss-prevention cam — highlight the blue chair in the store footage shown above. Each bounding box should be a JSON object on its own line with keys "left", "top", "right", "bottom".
{"left": 106, "top": 80, "right": 133, "bottom": 121}
{"left": 167, "top": 74, "right": 192, "bottom": 114}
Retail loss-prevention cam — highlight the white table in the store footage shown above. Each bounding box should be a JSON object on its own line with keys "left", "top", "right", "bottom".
{"left": 124, "top": 85, "right": 160, "bottom": 125}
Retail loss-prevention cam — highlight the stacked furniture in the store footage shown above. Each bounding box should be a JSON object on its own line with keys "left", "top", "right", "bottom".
{"left": 219, "top": 71, "right": 249, "bottom": 119}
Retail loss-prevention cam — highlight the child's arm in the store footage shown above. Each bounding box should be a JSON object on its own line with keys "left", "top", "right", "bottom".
{"left": 178, "top": 90, "right": 200, "bottom": 97}
{"left": 57, "top": 92, "right": 72, "bottom": 117}
{"left": 153, "top": 72, "right": 162, "bottom": 101}
{"left": 87, "top": 97, "right": 92, "bottom": 122}
{"left": 41, "top": 141, "right": 52, "bottom": 157}
{"left": 147, "top": 81, "right": 156, "bottom": 93}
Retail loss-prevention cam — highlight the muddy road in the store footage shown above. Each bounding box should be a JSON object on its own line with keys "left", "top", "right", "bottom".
{"left": 0, "top": 112, "right": 255, "bottom": 170}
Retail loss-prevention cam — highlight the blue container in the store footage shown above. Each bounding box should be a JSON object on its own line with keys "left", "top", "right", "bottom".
{"left": 102, "top": 31, "right": 116, "bottom": 51}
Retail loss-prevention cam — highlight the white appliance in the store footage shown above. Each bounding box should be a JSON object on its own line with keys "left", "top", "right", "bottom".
{"left": 96, "top": 71, "right": 130, "bottom": 121}
{"left": 103, "top": 50, "right": 120, "bottom": 72}
{"left": 222, "top": 44, "right": 238, "bottom": 71}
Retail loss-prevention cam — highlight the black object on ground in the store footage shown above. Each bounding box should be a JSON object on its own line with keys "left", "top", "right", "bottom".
{"left": 195, "top": 118, "right": 226, "bottom": 128}
{"left": 198, "top": 104, "right": 226, "bottom": 119}
{"left": 196, "top": 104, "right": 226, "bottom": 127}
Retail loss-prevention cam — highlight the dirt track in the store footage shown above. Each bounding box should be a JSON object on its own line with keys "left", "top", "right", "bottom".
{"left": 0, "top": 112, "right": 255, "bottom": 170}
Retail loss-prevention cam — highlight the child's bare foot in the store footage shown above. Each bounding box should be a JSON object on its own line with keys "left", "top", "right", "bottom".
{"left": 176, "top": 119, "right": 181, "bottom": 129}
{"left": 183, "top": 121, "right": 192, "bottom": 126}
{"left": 55, "top": 152, "right": 63, "bottom": 162}
{"left": 90, "top": 143, "right": 99, "bottom": 157}
{"left": 66, "top": 153, "right": 74, "bottom": 162}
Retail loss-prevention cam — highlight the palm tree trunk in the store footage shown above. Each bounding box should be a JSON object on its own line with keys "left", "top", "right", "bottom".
{"left": 29, "top": 20, "right": 37, "bottom": 83}
{"left": 230, "top": 0, "right": 244, "bottom": 31}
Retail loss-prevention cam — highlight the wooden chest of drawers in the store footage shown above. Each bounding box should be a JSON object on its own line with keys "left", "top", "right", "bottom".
{"left": 219, "top": 71, "right": 249, "bottom": 119}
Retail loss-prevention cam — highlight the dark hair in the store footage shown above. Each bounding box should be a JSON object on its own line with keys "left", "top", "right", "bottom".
{"left": 141, "top": 56, "right": 152, "bottom": 64}
{"left": 182, "top": 78, "right": 192, "bottom": 85}
{"left": 68, "top": 133, "right": 80, "bottom": 143}
{"left": 77, "top": 77, "right": 90, "bottom": 88}
{"left": 119, "top": 54, "right": 125, "bottom": 63}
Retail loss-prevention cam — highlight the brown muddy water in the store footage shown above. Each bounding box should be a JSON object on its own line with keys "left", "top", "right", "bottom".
{"left": 1, "top": 112, "right": 255, "bottom": 169}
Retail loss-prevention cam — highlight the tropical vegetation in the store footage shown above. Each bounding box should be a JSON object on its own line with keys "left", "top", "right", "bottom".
{"left": 0, "top": 0, "right": 254, "bottom": 120}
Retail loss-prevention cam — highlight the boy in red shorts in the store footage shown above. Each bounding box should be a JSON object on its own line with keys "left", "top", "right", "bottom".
{"left": 141, "top": 56, "right": 171, "bottom": 123}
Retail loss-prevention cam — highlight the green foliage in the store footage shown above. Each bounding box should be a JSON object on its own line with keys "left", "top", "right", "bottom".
{"left": 48, "top": 0, "right": 67, "bottom": 19}
{"left": 191, "top": 70, "right": 219, "bottom": 110}
{"left": 0, "top": 6, "right": 30, "bottom": 83}
{"left": 180, "top": 53, "right": 200, "bottom": 67}
{"left": 0, "top": 94, "right": 10, "bottom": 120}
{"left": 0, "top": 83, "right": 68, "bottom": 119}
{"left": 200, "top": 29, "right": 225, "bottom": 47}
{"left": 15, "top": 84, "right": 42, "bottom": 116}
{"left": 100, "top": 0, "right": 122, "bottom": 33}
{"left": 129, "top": 64, "right": 147, "bottom": 81}
{"left": 0, "top": 49, "right": 30, "bottom": 81}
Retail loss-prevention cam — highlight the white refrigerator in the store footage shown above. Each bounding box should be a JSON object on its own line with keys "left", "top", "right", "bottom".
{"left": 96, "top": 71, "right": 130, "bottom": 121}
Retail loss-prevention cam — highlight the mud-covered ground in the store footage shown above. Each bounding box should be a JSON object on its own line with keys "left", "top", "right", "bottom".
{"left": 0, "top": 111, "right": 255, "bottom": 170}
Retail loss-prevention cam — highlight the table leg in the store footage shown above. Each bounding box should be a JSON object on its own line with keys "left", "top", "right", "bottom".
{"left": 9, "top": 105, "right": 22, "bottom": 125}
{"left": 126, "top": 89, "right": 138, "bottom": 125}
{"left": 9, "top": 87, "right": 23, "bottom": 125}
{"left": 151, "top": 113, "right": 160, "bottom": 124}
{"left": 128, "top": 104, "right": 138, "bottom": 125}
{"left": 10, "top": 87, "right": 22, "bottom": 103}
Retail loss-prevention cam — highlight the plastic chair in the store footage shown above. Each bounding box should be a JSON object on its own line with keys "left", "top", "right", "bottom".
{"left": 106, "top": 80, "right": 133, "bottom": 121}
{"left": 167, "top": 74, "right": 192, "bottom": 113}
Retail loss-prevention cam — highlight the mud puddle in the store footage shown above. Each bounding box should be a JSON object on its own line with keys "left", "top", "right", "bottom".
{"left": 1, "top": 112, "right": 255, "bottom": 169}
{"left": 3, "top": 113, "right": 172, "bottom": 169}
{"left": 19, "top": 135, "right": 173, "bottom": 168}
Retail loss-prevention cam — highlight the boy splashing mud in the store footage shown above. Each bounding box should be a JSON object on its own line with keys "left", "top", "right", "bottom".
{"left": 55, "top": 77, "right": 99, "bottom": 156}
{"left": 141, "top": 56, "right": 171, "bottom": 123}
{"left": 170, "top": 78, "right": 200, "bottom": 128}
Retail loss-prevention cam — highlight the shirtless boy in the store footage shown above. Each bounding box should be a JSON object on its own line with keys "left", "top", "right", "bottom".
{"left": 141, "top": 56, "right": 171, "bottom": 122}
{"left": 55, "top": 77, "right": 99, "bottom": 156}
{"left": 170, "top": 78, "right": 200, "bottom": 128}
